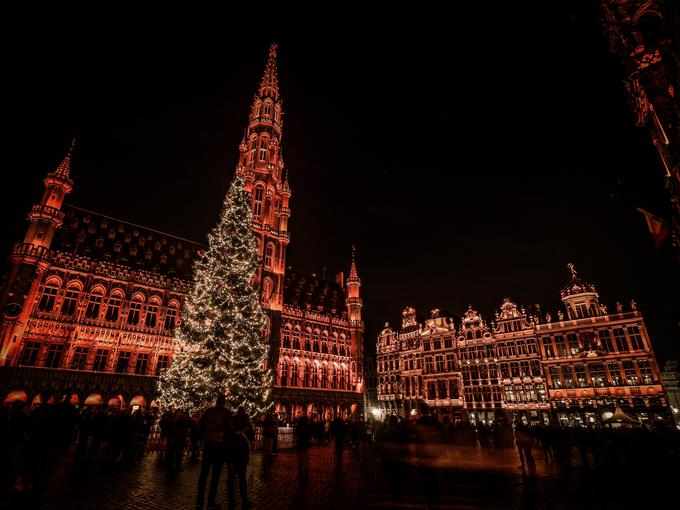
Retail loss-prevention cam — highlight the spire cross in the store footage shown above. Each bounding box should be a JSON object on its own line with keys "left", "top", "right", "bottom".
{"left": 269, "top": 43, "right": 278, "bottom": 60}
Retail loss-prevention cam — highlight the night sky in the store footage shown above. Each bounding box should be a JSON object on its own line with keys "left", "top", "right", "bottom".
{"left": 2, "top": 5, "right": 679, "bottom": 363}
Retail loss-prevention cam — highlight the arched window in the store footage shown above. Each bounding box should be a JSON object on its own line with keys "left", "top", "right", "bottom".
{"left": 145, "top": 298, "right": 160, "bottom": 328}
{"left": 85, "top": 286, "right": 104, "bottom": 319}
{"left": 282, "top": 326, "right": 291, "bottom": 348}
{"left": 105, "top": 290, "right": 123, "bottom": 322}
{"left": 292, "top": 327, "right": 301, "bottom": 350}
{"left": 38, "top": 280, "right": 60, "bottom": 312}
{"left": 312, "top": 330, "right": 320, "bottom": 352}
{"left": 322, "top": 331, "right": 329, "bottom": 353}
{"left": 466, "top": 330, "right": 473, "bottom": 340}
{"left": 127, "top": 294, "right": 144, "bottom": 325}
{"left": 312, "top": 363, "right": 319, "bottom": 387}
{"left": 475, "top": 329, "right": 482, "bottom": 339}
{"left": 330, "top": 365, "right": 337, "bottom": 389}
{"left": 264, "top": 243, "right": 274, "bottom": 270}
{"left": 259, "top": 138, "right": 267, "bottom": 162}
{"left": 303, "top": 329, "right": 311, "bottom": 351}
{"left": 280, "top": 360, "right": 288, "bottom": 386}
{"left": 321, "top": 365, "right": 327, "bottom": 388}
{"left": 275, "top": 105, "right": 281, "bottom": 122}
{"left": 253, "top": 186, "right": 264, "bottom": 218}
{"left": 262, "top": 278, "right": 272, "bottom": 303}
{"left": 165, "top": 301, "right": 179, "bottom": 330}
{"left": 61, "top": 283, "right": 81, "bottom": 316}
{"left": 263, "top": 102, "right": 271, "bottom": 117}
{"left": 254, "top": 101, "right": 261, "bottom": 117}
{"left": 303, "top": 362, "right": 311, "bottom": 387}
{"left": 290, "top": 362, "right": 298, "bottom": 386}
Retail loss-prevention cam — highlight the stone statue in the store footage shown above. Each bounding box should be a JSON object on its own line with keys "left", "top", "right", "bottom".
{"left": 545, "top": 313, "right": 552, "bottom": 323}
{"left": 557, "top": 310, "right": 564, "bottom": 321}
{"left": 630, "top": 299, "right": 637, "bottom": 311}
{"left": 599, "top": 304, "right": 607, "bottom": 314}
{"left": 616, "top": 302, "right": 623, "bottom": 313}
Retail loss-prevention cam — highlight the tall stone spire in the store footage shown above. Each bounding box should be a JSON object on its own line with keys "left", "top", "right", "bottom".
{"left": 235, "top": 44, "right": 289, "bottom": 314}
{"left": 258, "top": 43, "right": 280, "bottom": 100}
{"left": 51, "top": 138, "right": 76, "bottom": 180}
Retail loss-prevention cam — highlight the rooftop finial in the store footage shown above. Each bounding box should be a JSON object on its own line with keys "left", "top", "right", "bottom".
{"left": 567, "top": 262, "right": 577, "bottom": 279}
{"left": 258, "top": 42, "right": 280, "bottom": 100}
{"left": 348, "top": 245, "right": 359, "bottom": 280}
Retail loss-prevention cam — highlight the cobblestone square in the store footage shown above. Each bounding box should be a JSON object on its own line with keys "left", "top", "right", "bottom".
{"left": 3, "top": 440, "right": 675, "bottom": 510}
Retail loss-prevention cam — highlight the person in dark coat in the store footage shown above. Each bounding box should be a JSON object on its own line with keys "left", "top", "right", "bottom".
{"left": 196, "top": 395, "right": 233, "bottom": 510}
{"left": 228, "top": 406, "right": 253, "bottom": 508}
{"left": 294, "top": 413, "right": 312, "bottom": 481}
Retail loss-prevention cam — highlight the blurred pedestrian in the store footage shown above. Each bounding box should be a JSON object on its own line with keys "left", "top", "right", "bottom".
{"left": 196, "top": 395, "right": 232, "bottom": 510}
{"left": 228, "top": 406, "right": 253, "bottom": 508}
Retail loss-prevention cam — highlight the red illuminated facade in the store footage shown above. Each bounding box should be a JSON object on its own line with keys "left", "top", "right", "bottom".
{"left": 377, "top": 265, "right": 669, "bottom": 426}
{"left": 0, "top": 45, "right": 364, "bottom": 419}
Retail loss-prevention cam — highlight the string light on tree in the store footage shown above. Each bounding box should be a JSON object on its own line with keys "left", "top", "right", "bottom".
{"left": 158, "top": 175, "right": 272, "bottom": 416}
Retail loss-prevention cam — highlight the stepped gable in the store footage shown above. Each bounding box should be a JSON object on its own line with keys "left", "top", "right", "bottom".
{"left": 283, "top": 270, "right": 346, "bottom": 318}
{"left": 52, "top": 204, "right": 205, "bottom": 279}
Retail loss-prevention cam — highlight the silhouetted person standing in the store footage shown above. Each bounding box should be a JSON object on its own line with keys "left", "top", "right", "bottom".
{"left": 330, "top": 415, "right": 346, "bottom": 463}
{"left": 228, "top": 406, "right": 253, "bottom": 508}
{"left": 295, "top": 413, "right": 312, "bottom": 481}
{"left": 196, "top": 395, "right": 232, "bottom": 510}
{"left": 516, "top": 423, "right": 536, "bottom": 476}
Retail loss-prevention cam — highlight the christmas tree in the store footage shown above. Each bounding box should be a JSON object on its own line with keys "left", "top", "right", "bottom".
{"left": 158, "top": 175, "right": 272, "bottom": 416}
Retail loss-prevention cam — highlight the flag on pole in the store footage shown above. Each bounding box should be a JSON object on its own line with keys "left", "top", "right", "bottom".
{"left": 636, "top": 207, "right": 670, "bottom": 249}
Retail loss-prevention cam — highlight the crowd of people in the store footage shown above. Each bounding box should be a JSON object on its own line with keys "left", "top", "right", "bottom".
{"left": 2, "top": 392, "right": 679, "bottom": 509}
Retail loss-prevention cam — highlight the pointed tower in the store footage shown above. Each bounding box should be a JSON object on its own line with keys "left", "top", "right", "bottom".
{"left": 0, "top": 142, "right": 74, "bottom": 364}
{"left": 561, "top": 263, "right": 602, "bottom": 319}
{"left": 236, "top": 43, "right": 289, "bottom": 314}
{"left": 346, "top": 247, "right": 364, "bottom": 390}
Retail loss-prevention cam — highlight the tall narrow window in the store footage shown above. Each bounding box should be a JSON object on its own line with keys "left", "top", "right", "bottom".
{"left": 282, "top": 327, "right": 291, "bottom": 348}
{"left": 145, "top": 300, "right": 159, "bottom": 328}
{"left": 106, "top": 293, "right": 122, "bottom": 322}
{"left": 135, "top": 353, "right": 149, "bottom": 375}
{"left": 263, "top": 103, "right": 271, "bottom": 117}
{"left": 116, "top": 351, "right": 131, "bottom": 373}
{"left": 93, "top": 349, "right": 109, "bottom": 371}
{"left": 71, "top": 347, "right": 89, "bottom": 370}
{"left": 303, "top": 330, "right": 311, "bottom": 351}
{"left": 253, "top": 186, "right": 264, "bottom": 218}
{"left": 38, "top": 282, "right": 59, "bottom": 312}
{"left": 280, "top": 362, "right": 288, "bottom": 386}
{"left": 61, "top": 287, "right": 80, "bottom": 316}
{"left": 128, "top": 297, "right": 143, "bottom": 325}
{"left": 264, "top": 243, "right": 274, "bottom": 270}
{"left": 85, "top": 289, "right": 103, "bottom": 319}
{"left": 19, "top": 341, "right": 41, "bottom": 366}
{"left": 290, "top": 362, "right": 298, "bottom": 386}
{"left": 292, "top": 328, "right": 301, "bottom": 350}
{"left": 259, "top": 139, "right": 267, "bottom": 161}
{"left": 627, "top": 326, "right": 644, "bottom": 350}
{"left": 156, "top": 355, "right": 169, "bottom": 375}
{"left": 613, "top": 328, "right": 628, "bottom": 352}
{"left": 45, "top": 344, "right": 64, "bottom": 368}
{"left": 164, "top": 305, "right": 178, "bottom": 331}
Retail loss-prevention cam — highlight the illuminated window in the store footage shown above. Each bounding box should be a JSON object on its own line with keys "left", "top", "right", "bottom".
{"left": 263, "top": 102, "right": 271, "bottom": 116}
